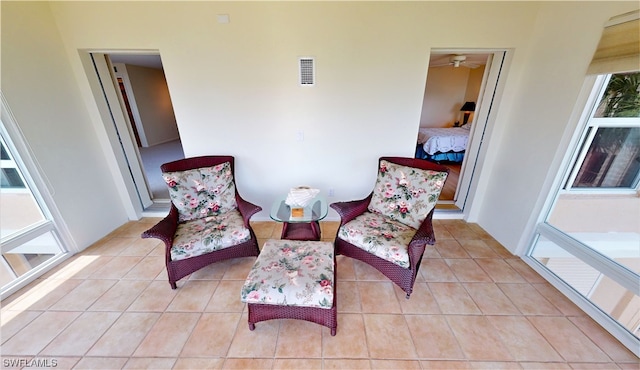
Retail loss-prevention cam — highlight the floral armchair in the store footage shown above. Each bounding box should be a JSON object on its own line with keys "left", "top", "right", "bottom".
{"left": 141, "top": 156, "right": 262, "bottom": 289}
{"left": 330, "top": 157, "right": 449, "bottom": 298}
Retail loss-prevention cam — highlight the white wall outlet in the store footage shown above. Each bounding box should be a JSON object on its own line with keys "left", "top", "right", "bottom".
{"left": 296, "top": 130, "right": 304, "bottom": 142}
{"left": 328, "top": 188, "right": 335, "bottom": 197}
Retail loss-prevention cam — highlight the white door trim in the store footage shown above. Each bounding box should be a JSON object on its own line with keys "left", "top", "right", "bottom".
{"left": 87, "top": 52, "right": 153, "bottom": 214}
{"left": 456, "top": 50, "right": 509, "bottom": 212}
{"left": 112, "top": 63, "right": 149, "bottom": 148}
{"left": 427, "top": 48, "right": 511, "bottom": 218}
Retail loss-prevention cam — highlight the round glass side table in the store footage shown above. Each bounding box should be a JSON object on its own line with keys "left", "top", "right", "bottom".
{"left": 269, "top": 195, "right": 328, "bottom": 241}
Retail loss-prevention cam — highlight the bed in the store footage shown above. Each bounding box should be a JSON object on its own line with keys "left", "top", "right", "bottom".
{"left": 415, "top": 126, "right": 470, "bottom": 163}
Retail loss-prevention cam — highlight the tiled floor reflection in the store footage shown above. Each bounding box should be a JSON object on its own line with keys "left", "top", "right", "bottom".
{"left": 1, "top": 219, "right": 638, "bottom": 369}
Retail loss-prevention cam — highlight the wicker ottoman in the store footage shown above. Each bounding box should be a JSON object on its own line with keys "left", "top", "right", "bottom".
{"left": 240, "top": 239, "right": 337, "bottom": 335}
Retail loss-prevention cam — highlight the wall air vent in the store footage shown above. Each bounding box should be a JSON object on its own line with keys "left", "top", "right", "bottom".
{"left": 299, "top": 57, "right": 315, "bottom": 86}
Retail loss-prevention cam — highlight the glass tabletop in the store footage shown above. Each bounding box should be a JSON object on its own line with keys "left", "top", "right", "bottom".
{"left": 270, "top": 195, "right": 328, "bottom": 223}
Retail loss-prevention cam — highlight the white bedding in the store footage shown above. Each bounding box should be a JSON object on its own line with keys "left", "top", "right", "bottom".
{"left": 417, "top": 127, "right": 469, "bottom": 155}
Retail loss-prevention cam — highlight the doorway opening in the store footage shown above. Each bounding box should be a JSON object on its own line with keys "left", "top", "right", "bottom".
{"left": 418, "top": 49, "right": 507, "bottom": 213}
{"left": 91, "top": 52, "right": 184, "bottom": 214}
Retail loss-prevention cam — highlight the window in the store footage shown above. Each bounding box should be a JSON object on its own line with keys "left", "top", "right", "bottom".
{"left": 527, "top": 72, "right": 640, "bottom": 353}
{"left": 571, "top": 127, "right": 639, "bottom": 188}
{"left": 1, "top": 140, "right": 26, "bottom": 189}
{"left": 0, "top": 100, "right": 69, "bottom": 299}
{"left": 595, "top": 72, "right": 640, "bottom": 118}
{"left": 566, "top": 73, "right": 640, "bottom": 191}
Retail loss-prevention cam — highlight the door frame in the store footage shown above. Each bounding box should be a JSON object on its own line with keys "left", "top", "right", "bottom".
{"left": 79, "top": 50, "right": 160, "bottom": 219}
{"left": 456, "top": 49, "right": 509, "bottom": 212}
{"left": 427, "top": 48, "right": 511, "bottom": 217}
{"left": 92, "top": 53, "right": 153, "bottom": 210}
{"left": 112, "top": 63, "right": 148, "bottom": 148}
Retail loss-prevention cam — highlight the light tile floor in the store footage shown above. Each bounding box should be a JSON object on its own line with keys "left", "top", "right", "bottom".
{"left": 1, "top": 219, "right": 638, "bottom": 369}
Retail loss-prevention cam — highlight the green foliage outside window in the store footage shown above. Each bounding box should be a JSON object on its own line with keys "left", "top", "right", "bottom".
{"left": 596, "top": 72, "right": 640, "bottom": 118}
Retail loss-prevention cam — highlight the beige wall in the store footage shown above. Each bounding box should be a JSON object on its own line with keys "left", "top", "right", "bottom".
{"left": 125, "top": 64, "right": 179, "bottom": 147}
{"left": 0, "top": 194, "right": 43, "bottom": 232}
{"left": 420, "top": 66, "right": 473, "bottom": 127}
{"left": 465, "top": 67, "right": 485, "bottom": 103}
{"left": 464, "top": 66, "right": 486, "bottom": 126}
{"left": 549, "top": 194, "right": 640, "bottom": 233}
{"left": 2, "top": 1, "right": 638, "bottom": 253}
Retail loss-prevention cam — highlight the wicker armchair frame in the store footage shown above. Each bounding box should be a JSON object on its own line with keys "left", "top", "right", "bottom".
{"left": 141, "top": 156, "right": 262, "bottom": 289}
{"left": 330, "top": 156, "right": 449, "bottom": 298}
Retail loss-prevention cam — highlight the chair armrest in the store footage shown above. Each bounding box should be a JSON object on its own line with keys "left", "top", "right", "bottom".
{"left": 410, "top": 208, "right": 436, "bottom": 246}
{"left": 330, "top": 193, "right": 373, "bottom": 226}
{"left": 236, "top": 195, "right": 262, "bottom": 227}
{"left": 141, "top": 206, "right": 179, "bottom": 248}
{"left": 407, "top": 208, "right": 436, "bottom": 268}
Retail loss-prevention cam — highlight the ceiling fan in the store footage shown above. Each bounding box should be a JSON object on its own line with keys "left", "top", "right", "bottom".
{"left": 430, "top": 54, "right": 482, "bottom": 69}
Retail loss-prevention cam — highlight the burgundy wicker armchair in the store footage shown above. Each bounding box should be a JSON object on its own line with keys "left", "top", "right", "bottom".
{"left": 141, "top": 156, "right": 262, "bottom": 289}
{"left": 330, "top": 156, "right": 449, "bottom": 298}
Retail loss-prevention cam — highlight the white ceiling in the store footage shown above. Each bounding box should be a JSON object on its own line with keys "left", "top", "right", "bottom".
{"left": 429, "top": 53, "right": 490, "bottom": 69}
{"left": 109, "top": 54, "right": 163, "bottom": 70}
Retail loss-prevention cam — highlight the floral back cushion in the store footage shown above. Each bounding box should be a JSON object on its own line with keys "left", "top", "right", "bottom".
{"left": 367, "top": 160, "right": 448, "bottom": 229}
{"left": 163, "top": 162, "right": 238, "bottom": 222}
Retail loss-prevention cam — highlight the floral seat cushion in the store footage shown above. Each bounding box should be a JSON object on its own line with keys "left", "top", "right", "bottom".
{"left": 241, "top": 239, "right": 334, "bottom": 309}
{"left": 368, "top": 159, "right": 448, "bottom": 229}
{"left": 163, "top": 162, "right": 238, "bottom": 222}
{"left": 171, "top": 209, "right": 251, "bottom": 261}
{"left": 337, "top": 212, "right": 416, "bottom": 268}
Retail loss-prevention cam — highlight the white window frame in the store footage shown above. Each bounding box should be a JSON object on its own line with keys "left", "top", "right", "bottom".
{"left": 1, "top": 136, "right": 29, "bottom": 192}
{"left": 523, "top": 73, "right": 640, "bottom": 356}
{"left": 0, "top": 92, "right": 75, "bottom": 299}
{"left": 562, "top": 74, "right": 640, "bottom": 194}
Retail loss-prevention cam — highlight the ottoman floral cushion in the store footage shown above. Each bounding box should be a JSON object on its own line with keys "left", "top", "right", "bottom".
{"left": 241, "top": 240, "right": 334, "bottom": 309}
{"left": 337, "top": 212, "right": 416, "bottom": 268}
{"left": 163, "top": 161, "right": 238, "bottom": 222}
{"left": 170, "top": 209, "right": 251, "bottom": 261}
{"left": 368, "top": 160, "right": 448, "bottom": 229}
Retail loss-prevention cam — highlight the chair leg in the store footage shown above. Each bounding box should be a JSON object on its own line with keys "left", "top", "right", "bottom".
{"left": 406, "top": 293, "right": 410, "bottom": 299}
{"left": 170, "top": 281, "right": 177, "bottom": 290}
{"left": 249, "top": 323, "right": 256, "bottom": 331}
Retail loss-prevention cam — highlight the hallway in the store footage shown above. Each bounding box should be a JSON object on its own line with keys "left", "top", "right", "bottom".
{"left": 138, "top": 140, "right": 184, "bottom": 200}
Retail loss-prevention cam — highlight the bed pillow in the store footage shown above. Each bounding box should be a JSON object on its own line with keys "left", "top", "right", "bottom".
{"left": 367, "top": 160, "right": 448, "bottom": 229}
{"left": 163, "top": 161, "right": 238, "bottom": 222}
{"left": 417, "top": 129, "right": 429, "bottom": 144}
